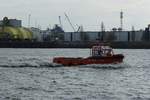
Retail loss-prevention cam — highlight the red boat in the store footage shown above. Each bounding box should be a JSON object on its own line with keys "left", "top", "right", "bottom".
{"left": 53, "top": 45, "right": 124, "bottom": 66}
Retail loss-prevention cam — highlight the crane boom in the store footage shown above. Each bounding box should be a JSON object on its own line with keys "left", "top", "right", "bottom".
{"left": 64, "top": 13, "right": 76, "bottom": 32}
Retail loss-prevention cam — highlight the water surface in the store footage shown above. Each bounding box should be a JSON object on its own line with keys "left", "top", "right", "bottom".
{"left": 0, "top": 48, "right": 150, "bottom": 100}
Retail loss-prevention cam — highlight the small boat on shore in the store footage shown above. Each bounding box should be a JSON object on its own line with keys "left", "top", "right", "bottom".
{"left": 53, "top": 44, "right": 124, "bottom": 66}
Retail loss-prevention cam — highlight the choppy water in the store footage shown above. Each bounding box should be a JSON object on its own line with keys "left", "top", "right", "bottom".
{"left": 0, "top": 48, "right": 150, "bottom": 100}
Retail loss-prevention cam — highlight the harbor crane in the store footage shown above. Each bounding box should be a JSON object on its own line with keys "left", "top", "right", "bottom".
{"left": 64, "top": 13, "right": 76, "bottom": 32}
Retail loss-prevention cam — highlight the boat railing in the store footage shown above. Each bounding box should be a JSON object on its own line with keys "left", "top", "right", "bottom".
{"left": 91, "top": 45, "right": 114, "bottom": 57}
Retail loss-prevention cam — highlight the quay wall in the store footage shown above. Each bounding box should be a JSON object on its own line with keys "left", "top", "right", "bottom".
{"left": 0, "top": 41, "right": 150, "bottom": 49}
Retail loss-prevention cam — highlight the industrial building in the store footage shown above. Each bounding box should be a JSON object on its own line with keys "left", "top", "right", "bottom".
{"left": 0, "top": 17, "right": 22, "bottom": 27}
{"left": 30, "top": 27, "right": 43, "bottom": 42}
{"left": 64, "top": 30, "right": 144, "bottom": 42}
{"left": 0, "top": 17, "right": 33, "bottom": 41}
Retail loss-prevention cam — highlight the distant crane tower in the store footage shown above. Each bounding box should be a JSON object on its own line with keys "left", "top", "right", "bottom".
{"left": 28, "top": 14, "right": 31, "bottom": 28}
{"left": 59, "top": 16, "right": 63, "bottom": 29}
{"left": 64, "top": 13, "right": 76, "bottom": 32}
{"left": 120, "top": 11, "right": 123, "bottom": 30}
{"left": 132, "top": 26, "right": 135, "bottom": 31}
{"left": 101, "top": 22, "right": 105, "bottom": 32}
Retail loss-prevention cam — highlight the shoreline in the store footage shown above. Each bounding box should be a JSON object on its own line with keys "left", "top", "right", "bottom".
{"left": 0, "top": 41, "right": 150, "bottom": 49}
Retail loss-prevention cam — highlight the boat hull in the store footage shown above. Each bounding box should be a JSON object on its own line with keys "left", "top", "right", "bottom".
{"left": 53, "top": 54, "right": 124, "bottom": 66}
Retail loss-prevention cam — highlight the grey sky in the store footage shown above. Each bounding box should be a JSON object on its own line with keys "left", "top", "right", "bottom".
{"left": 0, "top": 0, "right": 150, "bottom": 31}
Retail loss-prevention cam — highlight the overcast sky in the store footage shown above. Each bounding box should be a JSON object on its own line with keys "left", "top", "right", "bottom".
{"left": 0, "top": 0, "right": 150, "bottom": 31}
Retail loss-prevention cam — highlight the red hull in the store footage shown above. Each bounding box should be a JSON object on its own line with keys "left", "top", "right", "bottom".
{"left": 53, "top": 54, "right": 124, "bottom": 66}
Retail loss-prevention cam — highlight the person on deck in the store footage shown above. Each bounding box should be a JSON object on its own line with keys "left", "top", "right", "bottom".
{"left": 98, "top": 49, "right": 103, "bottom": 56}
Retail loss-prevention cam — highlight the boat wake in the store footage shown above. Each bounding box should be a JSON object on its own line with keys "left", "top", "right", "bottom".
{"left": 0, "top": 57, "right": 130, "bottom": 69}
{"left": 79, "top": 63, "right": 131, "bottom": 69}
{"left": 0, "top": 57, "right": 62, "bottom": 68}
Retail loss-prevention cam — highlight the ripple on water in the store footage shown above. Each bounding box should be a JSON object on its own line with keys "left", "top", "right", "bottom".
{"left": 0, "top": 49, "right": 150, "bottom": 100}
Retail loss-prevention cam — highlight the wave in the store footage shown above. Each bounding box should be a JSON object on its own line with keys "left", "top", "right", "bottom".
{"left": 79, "top": 62, "right": 131, "bottom": 69}
{"left": 0, "top": 62, "right": 130, "bottom": 69}
{"left": 0, "top": 57, "right": 130, "bottom": 69}
{"left": 0, "top": 57, "right": 62, "bottom": 68}
{"left": 0, "top": 62, "right": 62, "bottom": 68}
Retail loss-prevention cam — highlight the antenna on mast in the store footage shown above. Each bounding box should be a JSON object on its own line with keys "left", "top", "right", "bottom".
{"left": 120, "top": 11, "right": 123, "bottom": 30}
